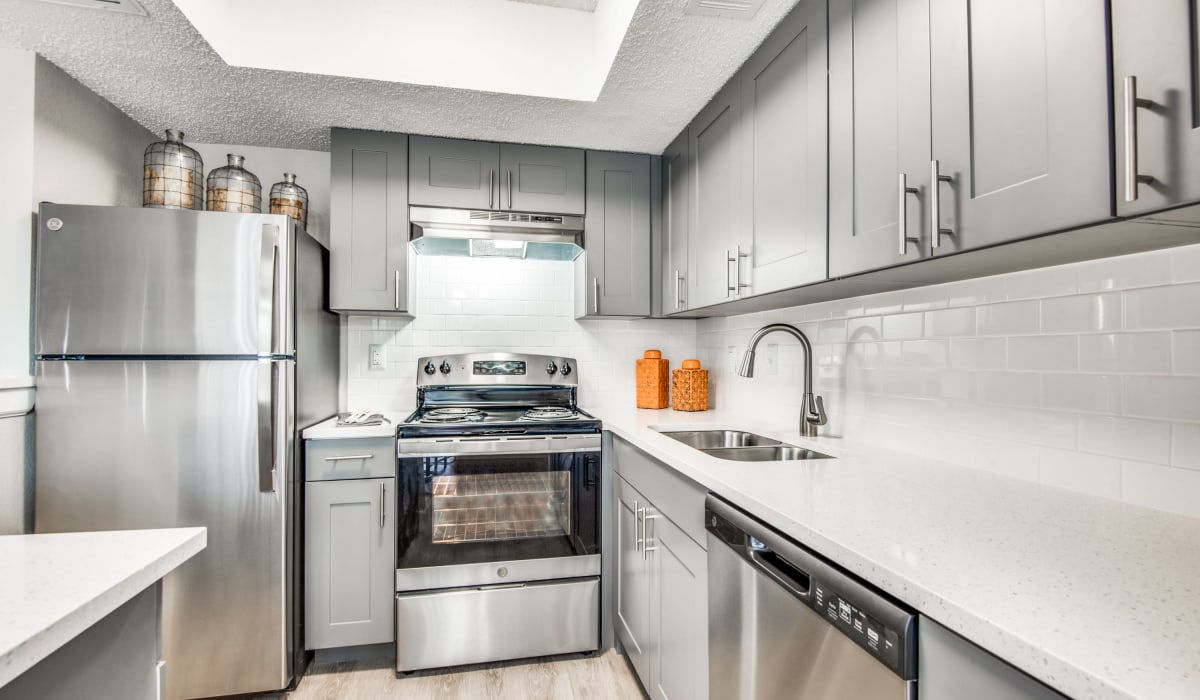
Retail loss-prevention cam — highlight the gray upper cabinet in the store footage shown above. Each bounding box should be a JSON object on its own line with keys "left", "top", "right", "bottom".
{"left": 408, "top": 136, "right": 500, "bottom": 210}
{"left": 688, "top": 80, "right": 743, "bottom": 310}
{"left": 329, "top": 128, "right": 411, "bottom": 314}
{"left": 579, "top": 151, "right": 651, "bottom": 317}
{"left": 500, "top": 144, "right": 586, "bottom": 215}
{"left": 662, "top": 131, "right": 690, "bottom": 314}
{"left": 1113, "top": 0, "right": 1200, "bottom": 216}
{"left": 928, "top": 0, "right": 1111, "bottom": 255}
{"left": 305, "top": 477, "right": 395, "bottom": 650}
{"left": 829, "top": 0, "right": 933, "bottom": 277}
{"left": 737, "top": 0, "right": 828, "bottom": 294}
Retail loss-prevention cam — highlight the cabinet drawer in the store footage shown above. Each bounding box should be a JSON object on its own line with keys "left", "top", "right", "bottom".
{"left": 305, "top": 438, "right": 395, "bottom": 481}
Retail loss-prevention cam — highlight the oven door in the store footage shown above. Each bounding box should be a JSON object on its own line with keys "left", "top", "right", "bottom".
{"left": 396, "top": 434, "right": 600, "bottom": 590}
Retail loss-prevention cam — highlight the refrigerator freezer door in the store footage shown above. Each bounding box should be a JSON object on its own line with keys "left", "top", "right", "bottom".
{"left": 35, "top": 359, "right": 295, "bottom": 699}
{"left": 35, "top": 204, "right": 294, "bottom": 358}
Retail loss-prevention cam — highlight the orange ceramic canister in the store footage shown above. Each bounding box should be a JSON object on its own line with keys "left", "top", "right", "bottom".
{"left": 672, "top": 359, "right": 709, "bottom": 412}
{"left": 636, "top": 350, "right": 670, "bottom": 409}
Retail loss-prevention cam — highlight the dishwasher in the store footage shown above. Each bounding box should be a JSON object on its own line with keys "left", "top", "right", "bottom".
{"left": 706, "top": 495, "right": 918, "bottom": 699}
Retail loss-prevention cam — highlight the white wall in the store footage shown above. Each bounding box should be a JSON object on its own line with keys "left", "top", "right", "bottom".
{"left": 192, "top": 144, "right": 330, "bottom": 247}
{"left": 345, "top": 255, "right": 698, "bottom": 412}
{"left": 696, "top": 243, "right": 1200, "bottom": 519}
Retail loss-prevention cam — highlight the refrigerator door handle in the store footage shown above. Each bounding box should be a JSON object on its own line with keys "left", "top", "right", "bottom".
{"left": 260, "top": 224, "right": 280, "bottom": 356}
{"left": 258, "top": 361, "right": 277, "bottom": 493}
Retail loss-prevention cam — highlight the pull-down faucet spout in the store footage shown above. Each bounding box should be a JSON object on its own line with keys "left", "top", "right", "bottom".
{"left": 739, "top": 323, "right": 828, "bottom": 438}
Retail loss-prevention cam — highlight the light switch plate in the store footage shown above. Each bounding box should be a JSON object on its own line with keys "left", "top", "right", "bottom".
{"left": 368, "top": 344, "right": 386, "bottom": 371}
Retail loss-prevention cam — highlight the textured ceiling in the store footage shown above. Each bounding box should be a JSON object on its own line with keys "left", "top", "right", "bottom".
{"left": 0, "top": 0, "right": 799, "bottom": 154}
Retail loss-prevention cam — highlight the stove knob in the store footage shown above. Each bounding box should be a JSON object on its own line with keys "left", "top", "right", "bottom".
{"left": 560, "top": 362, "right": 572, "bottom": 376}
{"left": 423, "top": 361, "right": 436, "bottom": 375}
{"left": 439, "top": 361, "right": 452, "bottom": 375}
{"left": 546, "top": 361, "right": 558, "bottom": 375}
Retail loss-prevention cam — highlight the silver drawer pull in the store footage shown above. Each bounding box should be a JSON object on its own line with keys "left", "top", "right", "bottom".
{"left": 324, "top": 454, "right": 375, "bottom": 462}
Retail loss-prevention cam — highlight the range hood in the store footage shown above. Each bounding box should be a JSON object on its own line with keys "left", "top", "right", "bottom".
{"left": 409, "top": 206, "right": 584, "bottom": 261}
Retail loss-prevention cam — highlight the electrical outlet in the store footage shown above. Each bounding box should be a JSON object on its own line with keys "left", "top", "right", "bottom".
{"left": 367, "top": 343, "right": 386, "bottom": 371}
{"left": 762, "top": 343, "right": 779, "bottom": 376}
{"left": 726, "top": 346, "right": 738, "bottom": 372}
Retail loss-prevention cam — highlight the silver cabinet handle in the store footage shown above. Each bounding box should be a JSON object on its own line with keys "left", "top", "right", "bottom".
{"left": 634, "top": 500, "right": 642, "bottom": 552}
{"left": 726, "top": 250, "right": 734, "bottom": 297}
{"left": 674, "top": 269, "right": 685, "bottom": 310}
{"left": 592, "top": 277, "right": 600, "bottom": 314}
{"left": 728, "top": 246, "right": 749, "bottom": 295}
{"left": 930, "top": 160, "right": 954, "bottom": 249}
{"left": 1124, "top": 75, "right": 1140, "bottom": 203}
{"left": 394, "top": 269, "right": 401, "bottom": 310}
{"left": 898, "top": 172, "right": 919, "bottom": 255}
{"left": 507, "top": 170, "right": 513, "bottom": 210}
{"left": 489, "top": 169, "right": 495, "bottom": 209}
{"left": 379, "top": 482, "right": 386, "bottom": 528}
{"left": 324, "top": 454, "right": 374, "bottom": 462}
{"left": 642, "top": 512, "right": 659, "bottom": 560}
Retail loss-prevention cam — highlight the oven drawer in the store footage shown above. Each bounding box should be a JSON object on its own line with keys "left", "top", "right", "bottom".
{"left": 395, "top": 577, "right": 599, "bottom": 672}
{"left": 305, "top": 437, "right": 395, "bottom": 481}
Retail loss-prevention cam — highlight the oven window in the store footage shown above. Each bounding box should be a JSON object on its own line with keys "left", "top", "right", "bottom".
{"left": 431, "top": 471, "right": 571, "bottom": 544}
{"left": 396, "top": 451, "right": 600, "bottom": 569}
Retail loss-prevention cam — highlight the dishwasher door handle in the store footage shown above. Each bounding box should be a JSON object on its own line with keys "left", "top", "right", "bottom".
{"left": 748, "top": 547, "right": 812, "bottom": 601}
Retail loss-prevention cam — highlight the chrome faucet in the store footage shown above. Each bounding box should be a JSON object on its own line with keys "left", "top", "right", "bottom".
{"left": 739, "top": 323, "right": 828, "bottom": 438}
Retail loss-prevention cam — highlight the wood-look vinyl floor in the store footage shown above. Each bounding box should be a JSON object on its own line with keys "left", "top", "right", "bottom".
{"left": 258, "top": 650, "right": 646, "bottom": 700}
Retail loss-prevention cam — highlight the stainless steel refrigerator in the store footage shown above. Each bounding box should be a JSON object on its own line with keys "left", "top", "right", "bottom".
{"left": 33, "top": 204, "right": 339, "bottom": 699}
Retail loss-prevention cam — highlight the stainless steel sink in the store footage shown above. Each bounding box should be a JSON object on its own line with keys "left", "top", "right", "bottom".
{"left": 661, "top": 430, "right": 782, "bottom": 449}
{"left": 702, "top": 445, "right": 834, "bottom": 462}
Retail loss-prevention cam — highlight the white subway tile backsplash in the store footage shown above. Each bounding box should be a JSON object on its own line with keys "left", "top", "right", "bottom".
{"left": 948, "top": 338, "right": 1007, "bottom": 370}
{"left": 1040, "top": 373, "right": 1122, "bottom": 414}
{"left": 1078, "top": 415, "right": 1171, "bottom": 464}
{"left": 977, "top": 371, "right": 1040, "bottom": 407}
{"left": 1173, "top": 423, "right": 1200, "bottom": 470}
{"left": 1008, "top": 336, "right": 1078, "bottom": 371}
{"left": 1121, "top": 461, "right": 1200, "bottom": 518}
{"left": 1173, "top": 330, "right": 1200, "bottom": 375}
{"left": 924, "top": 307, "right": 976, "bottom": 337}
{"left": 882, "top": 312, "right": 923, "bottom": 339}
{"left": 1170, "top": 244, "right": 1200, "bottom": 283}
{"left": 1124, "top": 283, "right": 1200, "bottom": 329}
{"left": 977, "top": 301, "right": 1040, "bottom": 336}
{"left": 1078, "top": 333, "right": 1171, "bottom": 374}
{"left": 846, "top": 316, "right": 882, "bottom": 342}
{"left": 1038, "top": 447, "right": 1122, "bottom": 500}
{"left": 1004, "top": 267, "right": 1078, "bottom": 301}
{"left": 1040, "top": 293, "right": 1122, "bottom": 333}
{"left": 1122, "top": 375, "right": 1200, "bottom": 422}
{"left": 1075, "top": 250, "right": 1172, "bottom": 292}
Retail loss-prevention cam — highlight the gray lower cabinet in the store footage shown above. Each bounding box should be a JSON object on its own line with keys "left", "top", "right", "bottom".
{"left": 577, "top": 151, "right": 651, "bottom": 317}
{"left": 329, "top": 128, "right": 411, "bottom": 314}
{"left": 305, "top": 476, "right": 395, "bottom": 650}
{"left": 408, "top": 135, "right": 500, "bottom": 211}
{"left": 919, "top": 618, "right": 1068, "bottom": 700}
{"left": 736, "top": 0, "right": 828, "bottom": 294}
{"left": 662, "top": 130, "right": 690, "bottom": 315}
{"left": 612, "top": 436, "right": 707, "bottom": 700}
{"left": 928, "top": 0, "right": 1111, "bottom": 254}
{"left": 1113, "top": 0, "right": 1200, "bottom": 216}
{"left": 688, "top": 80, "right": 743, "bottom": 310}
{"left": 501, "top": 143, "right": 586, "bottom": 215}
{"left": 828, "top": 0, "right": 933, "bottom": 277}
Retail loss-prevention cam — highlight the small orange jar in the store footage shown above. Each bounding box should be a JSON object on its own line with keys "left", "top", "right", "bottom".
{"left": 672, "top": 359, "right": 709, "bottom": 412}
{"left": 636, "top": 350, "right": 670, "bottom": 409}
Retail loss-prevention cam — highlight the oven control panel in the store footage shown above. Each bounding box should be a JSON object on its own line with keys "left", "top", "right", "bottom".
{"left": 416, "top": 352, "right": 578, "bottom": 387}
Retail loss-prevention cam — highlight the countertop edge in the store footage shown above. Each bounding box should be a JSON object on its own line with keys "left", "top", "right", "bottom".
{"left": 0, "top": 527, "right": 207, "bottom": 688}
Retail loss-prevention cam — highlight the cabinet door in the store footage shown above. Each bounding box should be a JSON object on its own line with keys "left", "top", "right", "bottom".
{"left": 919, "top": 618, "right": 1069, "bottom": 700}
{"left": 614, "top": 476, "right": 652, "bottom": 687}
{"left": 649, "top": 509, "right": 708, "bottom": 700}
{"left": 1114, "top": 0, "right": 1200, "bottom": 215}
{"left": 500, "top": 144, "right": 586, "bottom": 214}
{"left": 662, "top": 130, "right": 690, "bottom": 314}
{"left": 828, "top": 0, "right": 932, "bottom": 277}
{"left": 738, "top": 0, "right": 828, "bottom": 294}
{"left": 330, "top": 129, "right": 411, "bottom": 313}
{"left": 928, "top": 0, "right": 1111, "bottom": 254}
{"left": 581, "top": 151, "right": 651, "bottom": 317}
{"left": 688, "top": 81, "right": 743, "bottom": 309}
{"left": 305, "top": 478, "right": 395, "bottom": 650}
{"left": 409, "top": 136, "right": 500, "bottom": 210}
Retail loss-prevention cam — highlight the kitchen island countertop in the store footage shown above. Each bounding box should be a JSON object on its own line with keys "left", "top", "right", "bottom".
{"left": 588, "top": 403, "right": 1200, "bottom": 700}
{"left": 0, "top": 527, "right": 206, "bottom": 688}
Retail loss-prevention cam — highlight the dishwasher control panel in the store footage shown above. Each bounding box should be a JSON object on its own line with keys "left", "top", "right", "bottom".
{"left": 814, "top": 582, "right": 904, "bottom": 672}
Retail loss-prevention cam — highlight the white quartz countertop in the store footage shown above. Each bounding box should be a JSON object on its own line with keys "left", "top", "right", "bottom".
{"left": 588, "top": 404, "right": 1200, "bottom": 700}
{"left": 302, "top": 412, "right": 405, "bottom": 440}
{"left": 0, "top": 528, "right": 206, "bottom": 688}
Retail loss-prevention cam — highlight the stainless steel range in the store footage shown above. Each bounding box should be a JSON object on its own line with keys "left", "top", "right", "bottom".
{"left": 394, "top": 352, "right": 601, "bottom": 673}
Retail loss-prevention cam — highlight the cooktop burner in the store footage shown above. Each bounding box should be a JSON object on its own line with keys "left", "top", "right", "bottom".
{"left": 522, "top": 406, "right": 579, "bottom": 421}
{"left": 419, "top": 407, "right": 485, "bottom": 424}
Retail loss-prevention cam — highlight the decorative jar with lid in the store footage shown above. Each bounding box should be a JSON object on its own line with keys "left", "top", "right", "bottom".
{"left": 206, "top": 154, "right": 261, "bottom": 213}
{"left": 672, "top": 359, "right": 709, "bottom": 412}
{"left": 143, "top": 129, "right": 203, "bottom": 210}
{"left": 269, "top": 173, "right": 308, "bottom": 227}
{"left": 636, "top": 349, "right": 670, "bottom": 409}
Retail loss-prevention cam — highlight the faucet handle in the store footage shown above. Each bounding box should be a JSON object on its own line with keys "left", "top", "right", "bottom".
{"left": 807, "top": 395, "right": 828, "bottom": 427}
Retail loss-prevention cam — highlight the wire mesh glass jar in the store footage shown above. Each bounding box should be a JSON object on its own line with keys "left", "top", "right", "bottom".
{"left": 206, "top": 154, "right": 261, "bottom": 213}
{"left": 143, "top": 129, "right": 203, "bottom": 210}
{"left": 269, "top": 173, "right": 308, "bottom": 227}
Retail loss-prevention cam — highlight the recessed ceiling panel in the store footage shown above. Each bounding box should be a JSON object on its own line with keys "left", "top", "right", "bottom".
{"left": 170, "top": 0, "right": 636, "bottom": 101}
